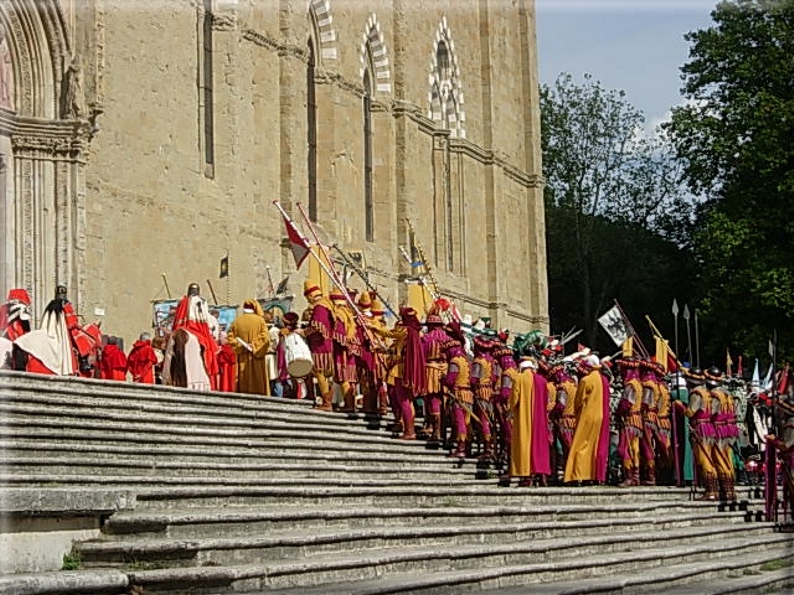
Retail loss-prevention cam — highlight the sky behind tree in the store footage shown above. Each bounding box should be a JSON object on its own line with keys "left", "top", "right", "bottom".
{"left": 536, "top": 0, "right": 719, "bottom": 133}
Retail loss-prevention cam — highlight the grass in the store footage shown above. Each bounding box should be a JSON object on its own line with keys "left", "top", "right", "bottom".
{"left": 760, "top": 558, "right": 792, "bottom": 572}
{"left": 61, "top": 549, "right": 82, "bottom": 571}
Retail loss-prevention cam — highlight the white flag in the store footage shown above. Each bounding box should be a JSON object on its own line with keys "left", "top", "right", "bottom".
{"left": 598, "top": 305, "right": 631, "bottom": 347}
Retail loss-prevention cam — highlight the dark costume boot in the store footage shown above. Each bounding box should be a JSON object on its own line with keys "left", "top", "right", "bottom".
{"left": 315, "top": 390, "right": 334, "bottom": 412}
{"left": 696, "top": 475, "right": 719, "bottom": 501}
{"left": 642, "top": 465, "right": 656, "bottom": 486}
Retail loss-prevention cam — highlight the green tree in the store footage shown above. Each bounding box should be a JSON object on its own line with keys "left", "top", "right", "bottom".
{"left": 541, "top": 73, "right": 696, "bottom": 350}
{"left": 664, "top": 0, "right": 794, "bottom": 362}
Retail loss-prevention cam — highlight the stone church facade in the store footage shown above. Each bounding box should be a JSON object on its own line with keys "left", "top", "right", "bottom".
{"left": 0, "top": 0, "right": 548, "bottom": 343}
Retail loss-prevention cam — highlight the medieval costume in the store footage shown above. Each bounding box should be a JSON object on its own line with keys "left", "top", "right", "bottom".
{"left": 127, "top": 333, "right": 158, "bottom": 384}
{"left": 163, "top": 283, "right": 216, "bottom": 391}
{"left": 685, "top": 369, "right": 719, "bottom": 500}
{"left": 303, "top": 281, "right": 336, "bottom": 411}
{"left": 100, "top": 338, "right": 127, "bottom": 381}
{"left": 421, "top": 312, "right": 450, "bottom": 443}
{"left": 217, "top": 331, "right": 237, "bottom": 393}
{"left": 14, "top": 285, "right": 78, "bottom": 376}
{"left": 564, "top": 355, "right": 611, "bottom": 484}
{"left": 227, "top": 298, "right": 270, "bottom": 395}
{"left": 616, "top": 357, "right": 644, "bottom": 487}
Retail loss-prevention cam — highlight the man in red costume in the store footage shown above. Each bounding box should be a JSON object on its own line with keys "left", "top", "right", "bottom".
{"left": 127, "top": 332, "right": 158, "bottom": 384}
{"left": 166, "top": 283, "right": 219, "bottom": 390}
{"left": 99, "top": 337, "right": 128, "bottom": 381}
{"left": 303, "top": 280, "right": 336, "bottom": 411}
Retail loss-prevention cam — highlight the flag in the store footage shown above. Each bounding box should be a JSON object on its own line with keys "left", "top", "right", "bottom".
{"left": 598, "top": 305, "right": 631, "bottom": 348}
{"left": 622, "top": 336, "right": 633, "bottom": 358}
{"left": 655, "top": 337, "right": 669, "bottom": 372}
{"left": 219, "top": 255, "right": 229, "bottom": 279}
{"left": 275, "top": 275, "right": 289, "bottom": 296}
{"left": 281, "top": 212, "right": 311, "bottom": 268}
{"left": 726, "top": 349, "right": 733, "bottom": 377}
{"left": 737, "top": 355, "right": 743, "bottom": 378}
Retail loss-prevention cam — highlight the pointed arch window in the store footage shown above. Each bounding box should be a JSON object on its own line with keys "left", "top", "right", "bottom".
{"left": 307, "top": 38, "right": 317, "bottom": 222}
{"left": 363, "top": 68, "right": 374, "bottom": 242}
{"left": 201, "top": 0, "right": 214, "bottom": 176}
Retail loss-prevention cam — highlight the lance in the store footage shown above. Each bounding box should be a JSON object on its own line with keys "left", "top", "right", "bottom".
{"left": 206, "top": 279, "right": 219, "bottom": 305}
{"left": 266, "top": 266, "right": 275, "bottom": 298}
{"left": 330, "top": 243, "right": 397, "bottom": 318}
{"left": 694, "top": 308, "right": 701, "bottom": 369}
{"left": 287, "top": 202, "right": 390, "bottom": 371}
{"left": 683, "top": 304, "right": 692, "bottom": 366}
{"left": 672, "top": 298, "right": 682, "bottom": 487}
{"left": 162, "top": 273, "right": 172, "bottom": 299}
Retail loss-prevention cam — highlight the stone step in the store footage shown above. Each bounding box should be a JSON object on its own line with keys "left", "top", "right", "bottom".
{"left": 482, "top": 545, "right": 794, "bottom": 594}
{"left": 0, "top": 441, "right": 474, "bottom": 471}
{"left": 119, "top": 530, "right": 792, "bottom": 593}
{"left": 129, "top": 485, "right": 732, "bottom": 511}
{"left": 0, "top": 398, "right": 394, "bottom": 436}
{"left": 100, "top": 500, "right": 744, "bottom": 539}
{"left": 76, "top": 517, "right": 764, "bottom": 570}
{"left": 0, "top": 457, "right": 474, "bottom": 480}
{"left": 0, "top": 424, "right": 439, "bottom": 457}
{"left": 0, "top": 569, "right": 128, "bottom": 595}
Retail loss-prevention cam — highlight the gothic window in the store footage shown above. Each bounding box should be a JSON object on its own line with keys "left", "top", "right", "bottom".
{"left": 307, "top": 38, "right": 317, "bottom": 222}
{"left": 363, "top": 68, "right": 374, "bottom": 242}
{"left": 200, "top": 0, "right": 214, "bottom": 176}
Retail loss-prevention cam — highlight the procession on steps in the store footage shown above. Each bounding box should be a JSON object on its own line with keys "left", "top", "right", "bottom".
{"left": 1, "top": 207, "right": 792, "bottom": 521}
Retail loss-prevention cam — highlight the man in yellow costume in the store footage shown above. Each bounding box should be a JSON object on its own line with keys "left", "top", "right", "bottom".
{"left": 564, "top": 354, "right": 611, "bottom": 485}
{"left": 227, "top": 299, "right": 271, "bottom": 394}
{"left": 506, "top": 356, "right": 538, "bottom": 486}
{"left": 685, "top": 368, "right": 719, "bottom": 500}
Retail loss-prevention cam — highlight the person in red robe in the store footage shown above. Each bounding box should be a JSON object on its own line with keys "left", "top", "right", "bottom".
{"left": 170, "top": 283, "right": 219, "bottom": 390}
{"left": 14, "top": 285, "right": 77, "bottom": 375}
{"left": 217, "top": 330, "right": 237, "bottom": 393}
{"left": 100, "top": 337, "right": 127, "bottom": 381}
{"left": 127, "top": 332, "right": 158, "bottom": 384}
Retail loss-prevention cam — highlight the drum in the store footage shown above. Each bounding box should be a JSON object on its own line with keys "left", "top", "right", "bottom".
{"left": 284, "top": 332, "right": 313, "bottom": 378}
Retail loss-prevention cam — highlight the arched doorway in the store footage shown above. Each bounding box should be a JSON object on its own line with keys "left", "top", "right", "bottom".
{"left": 0, "top": 0, "right": 90, "bottom": 321}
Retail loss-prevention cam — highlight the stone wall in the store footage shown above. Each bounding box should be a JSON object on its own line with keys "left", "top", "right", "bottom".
{"left": 1, "top": 0, "right": 547, "bottom": 342}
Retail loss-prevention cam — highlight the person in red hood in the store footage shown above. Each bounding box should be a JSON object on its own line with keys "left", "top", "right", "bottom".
{"left": 100, "top": 336, "right": 127, "bottom": 381}
{"left": 127, "top": 332, "right": 158, "bottom": 384}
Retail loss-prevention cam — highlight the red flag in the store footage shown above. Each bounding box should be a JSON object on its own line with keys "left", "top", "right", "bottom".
{"left": 737, "top": 355, "right": 743, "bottom": 378}
{"left": 281, "top": 212, "right": 310, "bottom": 268}
{"left": 667, "top": 353, "right": 678, "bottom": 373}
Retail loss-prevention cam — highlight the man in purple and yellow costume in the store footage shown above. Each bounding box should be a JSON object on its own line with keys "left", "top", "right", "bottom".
{"left": 330, "top": 289, "right": 359, "bottom": 413}
{"left": 471, "top": 335, "right": 497, "bottom": 460}
{"left": 420, "top": 307, "right": 451, "bottom": 444}
{"left": 707, "top": 367, "right": 738, "bottom": 501}
{"left": 639, "top": 358, "right": 661, "bottom": 486}
{"left": 383, "top": 306, "right": 426, "bottom": 439}
{"left": 492, "top": 334, "right": 517, "bottom": 468}
{"left": 564, "top": 354, "right": 611, "bottom": 485}
{"left": 302, "top": 280, "right": 336, "bottom": 412}
{"left": 549, "top": 363, "right": 578, "bottom": 482}
{"left": 615, "top": 357, "right": 644, "bottom": 487}
{"left": 684, "top": 368, "right": 719, "bottom": 500}
{"left": 442, "top": 331, "right": 473, "bottom": 458}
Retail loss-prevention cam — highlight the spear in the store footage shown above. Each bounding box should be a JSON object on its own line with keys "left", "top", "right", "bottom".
{"left": 683, "top": 304, "right": 692, "bottom": 366}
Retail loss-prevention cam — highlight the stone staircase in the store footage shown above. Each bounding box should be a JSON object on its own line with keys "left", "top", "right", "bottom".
{"left": 0, "top": 370, "right": 792, "bottom": 595}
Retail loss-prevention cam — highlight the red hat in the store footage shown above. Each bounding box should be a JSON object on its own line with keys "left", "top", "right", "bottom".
{"left": 425, "top": 313, "right": 444, "bottom": 326}
{"left": 6, "top": 288, "right": 31, "bottom": 305}
{"left": 283, "top": 312, "right": 299, "bottom": 326}
{"left": 303, "top": 280, "right": 322, "bottom": 299}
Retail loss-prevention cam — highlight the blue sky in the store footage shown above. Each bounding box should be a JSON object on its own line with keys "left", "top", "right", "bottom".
{"left": 536, "top": 0, "right": 719, "bottom": 131}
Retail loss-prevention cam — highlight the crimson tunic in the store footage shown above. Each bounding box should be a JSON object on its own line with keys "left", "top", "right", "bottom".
{"left": 127, "top": 340, "right": 158, "bottom": 384}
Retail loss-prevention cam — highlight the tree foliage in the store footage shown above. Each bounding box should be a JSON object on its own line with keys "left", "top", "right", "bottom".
{"left": 541, "top": 73, "right": 697, "bottom": 351}
{"left": 664, "top": 0, "right": 794, "bottom": 362}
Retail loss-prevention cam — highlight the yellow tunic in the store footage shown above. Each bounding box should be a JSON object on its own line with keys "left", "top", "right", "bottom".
{"left": 509, "top": 368, "right": 535, "bottom": 478}
{"left": 227, "top": 310, "right": 271, "bottom": 395}
{"left": 564, "top": 369, "right": 605, "bottom": 482}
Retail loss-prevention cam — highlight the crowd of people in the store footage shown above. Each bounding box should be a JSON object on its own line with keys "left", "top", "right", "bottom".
{"left": 1, "top": 282, "right": 793, "bottom": 508}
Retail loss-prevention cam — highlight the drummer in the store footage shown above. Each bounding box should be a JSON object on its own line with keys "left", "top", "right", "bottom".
{"left": 276, "top": 311, "right": 308, "bottom": 399}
